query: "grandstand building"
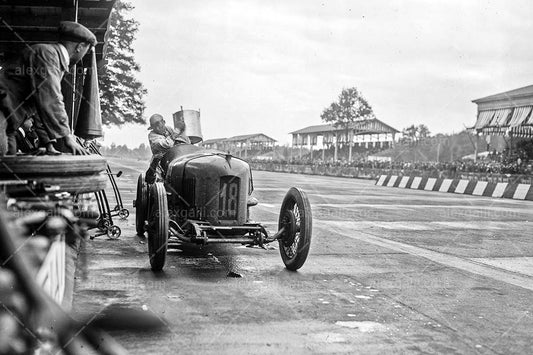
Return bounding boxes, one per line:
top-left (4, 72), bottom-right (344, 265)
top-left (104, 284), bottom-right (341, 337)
top-left (472, 84), bottom-right (533, 139)
top-left (201, 133), bottom-right (277, 158)
top-left (201, 138), bottom-right (227, 150)
top-left (290, 118), bottom-right (399, 161)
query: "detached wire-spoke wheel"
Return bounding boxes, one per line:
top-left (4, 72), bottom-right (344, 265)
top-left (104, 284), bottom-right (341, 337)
top-left (278, 187), bottom-right (312, 271)
top-left (118, 208), bottom-right (129, 220)
top-left (107, 225), bottom-right (121, 240)
top-left (147, 182), bottom-right (168, 271)
top-left (97, 217), bottom-right (111, 231)
top-left (135, 173), bottom-right (149, 235)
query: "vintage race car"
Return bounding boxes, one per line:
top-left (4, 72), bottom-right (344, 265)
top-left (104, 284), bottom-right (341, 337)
top-left (134, 144), bottom-right (312, 271)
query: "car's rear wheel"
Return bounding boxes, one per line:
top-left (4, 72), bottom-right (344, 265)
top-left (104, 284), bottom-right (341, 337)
top-left (147, 182), bottom-right (168, 271)
top-left (135, 173), bottom-right (149, 235)
top-left (278, 187), bottom-right (312, 271)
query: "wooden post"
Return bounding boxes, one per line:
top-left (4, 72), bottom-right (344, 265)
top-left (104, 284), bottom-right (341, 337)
top-left (289, 146), bottom-right (293, 161)
top-left (310, 136), bottom-right (313, 160)
top-left (334, 133), bottom-right (338, 162)
top-left (474, 133), bottom-right (478, 162)
top-left (61, 3), bottom-right (78, 130)
top-left (348, 130), bottom-right (353, 162)
top-left (299, 134), bottom-right (302, 159)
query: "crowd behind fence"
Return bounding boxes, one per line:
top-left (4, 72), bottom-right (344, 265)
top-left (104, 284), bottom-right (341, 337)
top-left (250, 155), bottom-right (533, 184)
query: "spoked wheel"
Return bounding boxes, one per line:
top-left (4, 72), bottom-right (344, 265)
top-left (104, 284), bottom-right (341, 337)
top-left (97, 217), bottom-right (111, 231)
top-left (278, 187), bottom-right (312, 271)
top-left (118, 208), bottom-right (130, 220)
top-left (135, 173), bottom-right (149, 235)
top-left (107, 225), bottom-right (121, 240)
top-left (147, 182), bottom-right (168, 271)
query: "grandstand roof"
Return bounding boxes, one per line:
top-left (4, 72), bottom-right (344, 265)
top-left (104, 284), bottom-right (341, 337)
top-left (291, 124), bottom-right (336, 134)
top-left (202, 133), bottom-right (277, 145)
top-left (471, 84), bottom-right (533, 137)
top-left (472, 85), bottom-right (533, 104)
top-left (290, 118), bottom-right (399, 135)
top-left (0, 0), bottom-right (116, 64)
top-left (224, 133), bottom-right (276, 143)
top-left (202, 138), bottom-right (226, 145)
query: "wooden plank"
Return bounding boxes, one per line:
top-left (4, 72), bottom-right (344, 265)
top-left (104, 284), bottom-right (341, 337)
top-left (0, 0), bottom-right (114, 9)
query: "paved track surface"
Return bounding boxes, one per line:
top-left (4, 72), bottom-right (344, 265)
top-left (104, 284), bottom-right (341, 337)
top-left (73, 157), bottom-right (533, 354)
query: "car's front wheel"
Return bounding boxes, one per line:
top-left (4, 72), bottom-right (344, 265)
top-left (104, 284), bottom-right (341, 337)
top-left (147, 182), bottom-right (168, 271)
top-left (278, 187), bottom-right (312, 271)
top-left (135, 173), bottom-right (149, 236)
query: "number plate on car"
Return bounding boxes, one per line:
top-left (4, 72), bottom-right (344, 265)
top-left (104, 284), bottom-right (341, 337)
top-left (219, 176), bottom-right (240, 220)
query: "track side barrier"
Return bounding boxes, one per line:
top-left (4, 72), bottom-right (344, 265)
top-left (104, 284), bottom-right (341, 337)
top-left (249, 163), bottom-right (533, 200)
top-left (375, 174), bottom-right (533, 201)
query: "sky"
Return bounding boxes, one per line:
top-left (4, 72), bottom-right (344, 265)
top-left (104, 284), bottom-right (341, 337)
top-left (104, 0), bottom-right (533, 147)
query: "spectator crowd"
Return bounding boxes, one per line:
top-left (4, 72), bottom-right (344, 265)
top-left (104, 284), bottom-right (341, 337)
top-left (252, 150), bottom-right (532, 177)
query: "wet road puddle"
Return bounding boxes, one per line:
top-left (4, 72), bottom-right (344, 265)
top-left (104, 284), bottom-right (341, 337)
top-left (227, 271), bottom-right (243, 278)
top-left (207, 253), bottom-right (220, 263)
top-left (166, 294), bottom-right (182, 302)
top-left (354, 295), bottom-right (372, 300)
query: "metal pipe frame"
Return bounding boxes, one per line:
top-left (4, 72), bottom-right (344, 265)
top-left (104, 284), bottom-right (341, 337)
top-left (168, 219), bottom-right (286, 245)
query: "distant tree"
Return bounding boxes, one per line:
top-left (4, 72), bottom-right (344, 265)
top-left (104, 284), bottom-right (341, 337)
top-left (402, 124), bottom-right (418, 143)
top-left (418, 124), bottom-right (431, 139)
top-left (100, 142), bottom-right (151, 159)
top-left (321, 87), bottom-right (374, 160)
top-left (402, 124), bottom-right (431, 143)
top-left (99, 0), bottom-right (147, 126)
top-left (321, 87), bottom-right (374, 131)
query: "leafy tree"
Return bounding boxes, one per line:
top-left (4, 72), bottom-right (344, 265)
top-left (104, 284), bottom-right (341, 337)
top-left (100, 142), bottom-right (151, 159)
top-left (320, 87), bottom-right (374, 160)
top-left (402, 124), bottom-right (418, 142)
top-left (321, 87), bottom-right (374, 130)
top-left (99, 0), bottom-right (147, 126)
top-left (417, 124), bottom-right (431, 139)
top-left (402, 124), bottom-right (431, 143)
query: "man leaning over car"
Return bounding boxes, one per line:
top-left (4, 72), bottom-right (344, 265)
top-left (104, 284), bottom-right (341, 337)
top-left (0, 21), bottom-right (94, 155)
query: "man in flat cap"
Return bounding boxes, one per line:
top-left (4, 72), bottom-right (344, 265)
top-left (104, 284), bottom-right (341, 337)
top-left (0, 21), bottom-right (96, 155)
top-left (145, 113), bottom-right (190, 183)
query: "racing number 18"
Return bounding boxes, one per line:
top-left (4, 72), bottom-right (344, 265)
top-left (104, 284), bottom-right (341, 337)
top-left (219, 177), bottom-right (239, 219)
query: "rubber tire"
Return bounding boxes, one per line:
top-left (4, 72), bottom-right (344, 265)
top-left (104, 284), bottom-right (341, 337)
top-left (6, 174), bottom-right (107, 196)
top-left (278, 187), bottom-right (312, 271)
top-left (135, 174), bottom-right (149, 235)
top-left (0, 155), bottom-right (107, 177)
top-left (107, 225), bottom-right (121, 239)
top-left (118, 208), bottom-right (129, 219)
top-left (148, 182), bottom-right (168, 271)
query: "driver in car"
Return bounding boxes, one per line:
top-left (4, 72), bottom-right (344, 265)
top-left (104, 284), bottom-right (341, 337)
top-left (145, 113), bottom-right (190, 184)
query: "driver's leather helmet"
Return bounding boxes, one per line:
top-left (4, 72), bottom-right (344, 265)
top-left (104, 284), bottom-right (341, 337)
top-left (148, 114), bottom-right (164, 130)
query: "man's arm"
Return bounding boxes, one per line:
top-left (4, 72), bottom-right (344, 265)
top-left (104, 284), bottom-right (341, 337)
top-left (149, 132), bottom-right (174, 155)
top-left (29, 46), bottom-right (85, 154)
top-left (166, 126), bottom-right (190, 144)
top-left (165, 126), bottom-right (182, 141)
top-left (29, 46), bottom-right (70, 140)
